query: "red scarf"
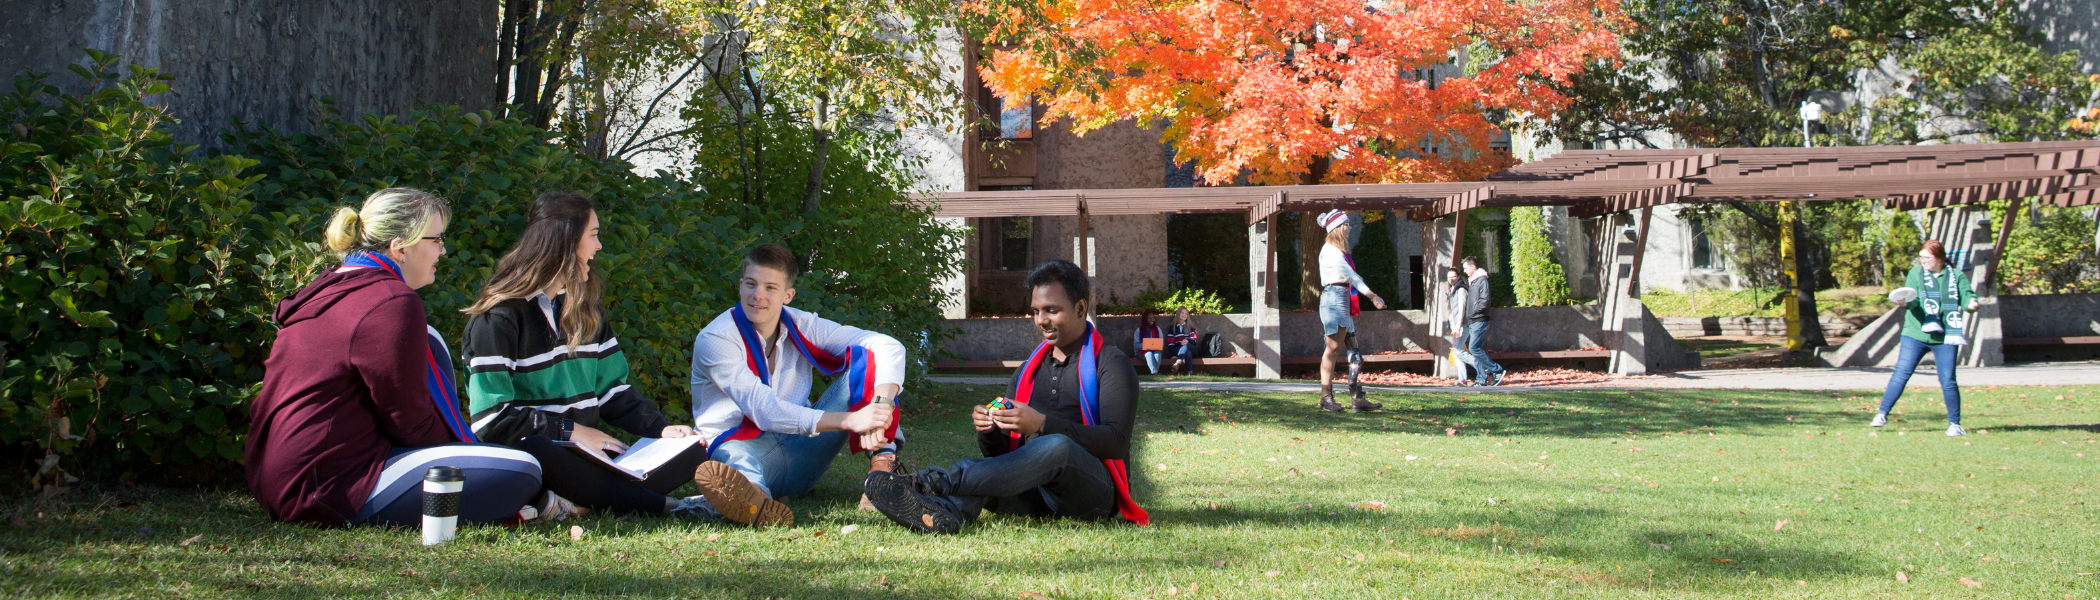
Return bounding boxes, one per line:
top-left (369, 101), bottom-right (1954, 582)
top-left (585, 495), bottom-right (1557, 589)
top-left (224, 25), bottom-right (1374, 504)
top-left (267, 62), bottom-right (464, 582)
top-left (710, 304), bottom-right (899, 454)
top-left (1011, 323), bottom-right (1150, 525)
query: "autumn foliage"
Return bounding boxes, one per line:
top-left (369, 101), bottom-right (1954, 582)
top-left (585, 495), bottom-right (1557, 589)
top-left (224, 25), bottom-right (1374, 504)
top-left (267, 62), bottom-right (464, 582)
top-left (975, 0), bottom-right (1630, 185)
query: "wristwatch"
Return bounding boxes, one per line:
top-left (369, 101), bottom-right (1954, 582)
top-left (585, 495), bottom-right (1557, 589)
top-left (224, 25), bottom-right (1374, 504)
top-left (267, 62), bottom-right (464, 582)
top-left (559, 418), bottom-right (575, 442)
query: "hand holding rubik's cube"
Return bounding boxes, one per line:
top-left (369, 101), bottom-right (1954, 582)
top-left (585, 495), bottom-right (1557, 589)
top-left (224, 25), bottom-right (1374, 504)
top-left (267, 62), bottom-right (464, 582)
top-left (984, 397), bottom-right (1016, 411)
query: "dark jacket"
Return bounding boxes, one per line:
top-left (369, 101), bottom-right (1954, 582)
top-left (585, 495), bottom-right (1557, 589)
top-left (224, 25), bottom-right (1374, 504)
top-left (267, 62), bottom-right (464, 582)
top-left (983, 344), bottom-right (1139, 460)
top-left (1463, 273), bottom-right (1492, 325)
top-left (245, 268), bottom-right (460, 527)
top-left (462, 295), bottom-right (671, 446)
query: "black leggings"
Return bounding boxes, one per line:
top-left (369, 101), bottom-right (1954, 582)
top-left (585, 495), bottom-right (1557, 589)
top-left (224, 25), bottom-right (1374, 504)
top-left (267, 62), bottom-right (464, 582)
top-left (515, 435), bottom-right (709, 515)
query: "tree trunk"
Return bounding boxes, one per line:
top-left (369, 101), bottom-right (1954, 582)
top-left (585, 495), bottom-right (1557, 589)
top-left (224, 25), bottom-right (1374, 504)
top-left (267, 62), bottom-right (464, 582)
top-left (802, 89), bottom-right (831, 215)
top-left (496, 0), bottom-right (522, 113)
top-left (1297, 154), bottom-right (1333, 308)
top-left (512, 0), bottom-right (544, 120)
top-left (1792, 219), bottom-right (1828, 348)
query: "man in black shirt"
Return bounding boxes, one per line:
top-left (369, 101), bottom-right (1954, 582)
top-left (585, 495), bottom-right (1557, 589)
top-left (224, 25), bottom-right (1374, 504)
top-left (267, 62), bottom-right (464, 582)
top-left (864, 260), bottom-right (1145, 534)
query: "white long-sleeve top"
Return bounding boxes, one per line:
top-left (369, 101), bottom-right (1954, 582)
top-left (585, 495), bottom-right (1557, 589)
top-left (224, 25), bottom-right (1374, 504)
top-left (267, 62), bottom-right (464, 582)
top-left (689, 306), bottom-right (905, 441)
top-left (1318, 244), bottom-right (1372, 293)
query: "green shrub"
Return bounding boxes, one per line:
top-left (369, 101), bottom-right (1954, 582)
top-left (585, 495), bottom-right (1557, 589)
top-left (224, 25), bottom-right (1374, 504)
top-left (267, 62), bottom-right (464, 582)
top-left (1510, 206), bottom-right (1574, 306)
top-left (1882, 209), bottom-right (1922, 287)
top-left (0, 53), bottom-right (278, 487)
top-left (1825, 201), bottom-right (1874, 287)
top-left (225, 104), bottom-right (757, 416)
top-left (2000, 203), bottom-right (2099, 294)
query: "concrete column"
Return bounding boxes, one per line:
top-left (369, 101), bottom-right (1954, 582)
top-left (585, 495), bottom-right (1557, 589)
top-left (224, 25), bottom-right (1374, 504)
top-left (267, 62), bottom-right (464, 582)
top-left (1249, 216), bottom-right (1282, 379)
top-left (1426, 215), bottom-right (1464, 380)
top-left (1964, 199), bottom-right (2020, 367)
top-left (1605, 212), bottom-right (1653, 376)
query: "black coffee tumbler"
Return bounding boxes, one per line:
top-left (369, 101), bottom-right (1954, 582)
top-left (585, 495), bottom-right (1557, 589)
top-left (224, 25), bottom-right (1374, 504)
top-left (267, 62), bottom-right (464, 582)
top-left (422, 466), bottom-right (465, 546)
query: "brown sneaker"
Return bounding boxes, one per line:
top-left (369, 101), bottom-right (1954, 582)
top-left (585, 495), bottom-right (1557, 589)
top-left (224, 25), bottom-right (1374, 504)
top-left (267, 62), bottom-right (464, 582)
top-left (693, 461), bottom-right (793, 527)
top-left (858, 452), bottom-right (900, 512)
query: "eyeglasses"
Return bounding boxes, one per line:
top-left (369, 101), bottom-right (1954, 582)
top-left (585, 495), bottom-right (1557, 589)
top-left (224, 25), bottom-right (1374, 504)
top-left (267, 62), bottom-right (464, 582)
top-left (420, 235), bottom-right (444, 247)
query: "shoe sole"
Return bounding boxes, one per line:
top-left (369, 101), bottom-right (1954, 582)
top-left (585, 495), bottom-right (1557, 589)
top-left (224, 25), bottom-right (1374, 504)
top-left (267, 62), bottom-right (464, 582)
top-left (693, 462), bottom-right (794, 527)
top-left (863, 471), bottom-right (962, 534)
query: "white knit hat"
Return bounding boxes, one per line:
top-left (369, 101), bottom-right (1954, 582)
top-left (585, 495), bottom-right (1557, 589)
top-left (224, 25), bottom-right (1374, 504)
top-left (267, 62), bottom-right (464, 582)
top-left (1316, 209), bottom-right (1350, 232)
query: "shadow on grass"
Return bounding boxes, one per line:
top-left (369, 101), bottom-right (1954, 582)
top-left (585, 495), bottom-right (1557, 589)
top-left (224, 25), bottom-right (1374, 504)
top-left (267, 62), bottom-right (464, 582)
top-left (1985, 423), bottom-right (2100, 433)
top-left (1126, 387), bottom-right (1860, 442)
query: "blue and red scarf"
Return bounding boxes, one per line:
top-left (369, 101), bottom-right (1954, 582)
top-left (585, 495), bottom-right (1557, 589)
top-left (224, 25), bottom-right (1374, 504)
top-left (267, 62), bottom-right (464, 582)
top-left (344, 250), bottom-right (476, 443)
top-left (712, 304), bottom-right (897, 454)
top-left (1010, 323), bottom-right (1151, 526)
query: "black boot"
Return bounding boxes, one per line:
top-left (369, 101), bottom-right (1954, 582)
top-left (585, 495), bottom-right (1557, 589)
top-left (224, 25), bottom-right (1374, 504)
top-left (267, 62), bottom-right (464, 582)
top-left (863, 470), bottom-right (966, 534)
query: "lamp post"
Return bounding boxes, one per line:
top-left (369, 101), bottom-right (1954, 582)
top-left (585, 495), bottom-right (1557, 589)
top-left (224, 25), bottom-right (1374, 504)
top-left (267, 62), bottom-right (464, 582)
top-left (1780, 100), bottom-right (1824, 354)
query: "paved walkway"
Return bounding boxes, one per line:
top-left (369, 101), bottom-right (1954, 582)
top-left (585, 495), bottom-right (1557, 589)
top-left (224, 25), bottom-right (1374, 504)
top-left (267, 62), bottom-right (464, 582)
top-left (929, 360), bottom-right (2100, 394)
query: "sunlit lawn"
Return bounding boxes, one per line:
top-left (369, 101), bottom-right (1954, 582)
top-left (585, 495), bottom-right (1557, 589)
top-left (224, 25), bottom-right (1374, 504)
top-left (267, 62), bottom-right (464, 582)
top-left (4, 383), bottom-right (2097, 598)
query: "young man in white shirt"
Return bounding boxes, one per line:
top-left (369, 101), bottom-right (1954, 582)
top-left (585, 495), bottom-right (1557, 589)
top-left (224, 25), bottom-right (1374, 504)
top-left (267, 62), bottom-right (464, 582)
top-left (685, 244), bottom-right (901, 526)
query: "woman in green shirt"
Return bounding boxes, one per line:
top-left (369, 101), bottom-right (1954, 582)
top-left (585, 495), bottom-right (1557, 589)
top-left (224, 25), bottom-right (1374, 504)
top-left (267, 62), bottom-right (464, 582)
top-left (1873, 240), bottom-right (1979, 436)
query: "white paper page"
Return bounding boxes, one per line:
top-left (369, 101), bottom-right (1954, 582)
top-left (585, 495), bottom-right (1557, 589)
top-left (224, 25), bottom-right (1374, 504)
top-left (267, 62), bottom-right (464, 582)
top-left (612, 436), bottom-right (705, 476)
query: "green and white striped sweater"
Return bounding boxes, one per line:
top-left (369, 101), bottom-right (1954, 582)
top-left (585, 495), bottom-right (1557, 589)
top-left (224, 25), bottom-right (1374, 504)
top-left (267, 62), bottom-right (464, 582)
top-left (461, 293), bottom-right (671, 446)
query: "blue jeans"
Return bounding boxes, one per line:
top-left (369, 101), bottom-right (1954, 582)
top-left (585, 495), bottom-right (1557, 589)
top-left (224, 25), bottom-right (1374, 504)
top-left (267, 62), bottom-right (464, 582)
top-left (917, 433), bottom-right (1118, 522)
top-left (1879, 336), bottom-right (1962, 424)
top-left (1142, 343), bottom-right (1195, 375)
top-left (1463, 321), bottom-right (1502, 384)
top-left (709, 378), bottom-right (882, 499)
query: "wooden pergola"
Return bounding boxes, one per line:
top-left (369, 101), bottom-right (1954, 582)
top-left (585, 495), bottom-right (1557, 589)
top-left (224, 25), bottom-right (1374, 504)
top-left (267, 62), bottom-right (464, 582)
top-left (926, 141), bottom-right (2100, 378)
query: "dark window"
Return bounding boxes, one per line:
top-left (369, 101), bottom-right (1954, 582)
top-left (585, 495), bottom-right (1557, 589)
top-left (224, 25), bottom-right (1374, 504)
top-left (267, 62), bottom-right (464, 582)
top-left (999, 216), bottom-right (1033, 271)
top-left (1690, 219), bottom-right (1713, 269)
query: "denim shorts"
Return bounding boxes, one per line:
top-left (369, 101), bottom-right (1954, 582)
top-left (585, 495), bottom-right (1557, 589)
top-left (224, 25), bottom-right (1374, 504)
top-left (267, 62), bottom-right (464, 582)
top-left (1318, 286), bottom-right (1353, 336)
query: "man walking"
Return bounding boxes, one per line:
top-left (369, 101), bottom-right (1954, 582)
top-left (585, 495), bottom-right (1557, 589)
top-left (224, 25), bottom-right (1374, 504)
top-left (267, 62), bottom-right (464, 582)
top-left (1460, 257), bottom-right (1505, 386)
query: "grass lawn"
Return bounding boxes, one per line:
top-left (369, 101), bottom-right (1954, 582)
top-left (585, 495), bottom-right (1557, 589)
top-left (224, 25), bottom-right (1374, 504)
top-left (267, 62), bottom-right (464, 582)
top-left (1676, 338), bottom-right (1785, 361)
top-left (5, 383), bottom-right (2098, 598)
top-left (1645, 286), bottom-right (1893, 320)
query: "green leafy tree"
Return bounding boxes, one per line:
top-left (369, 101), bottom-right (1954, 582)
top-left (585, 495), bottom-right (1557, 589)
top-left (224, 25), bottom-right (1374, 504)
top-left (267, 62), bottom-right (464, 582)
top-left (2000, 204), bottom-right (2100, 294)
top-left (1882, 209), bottom-right (1923, 288)
top-left (1510, 207), bottom-right (1574, 306)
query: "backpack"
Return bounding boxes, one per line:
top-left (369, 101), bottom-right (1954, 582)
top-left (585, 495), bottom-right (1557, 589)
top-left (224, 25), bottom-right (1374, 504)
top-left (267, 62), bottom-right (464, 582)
top-left (1202, 332), bottom-right (1224, 358)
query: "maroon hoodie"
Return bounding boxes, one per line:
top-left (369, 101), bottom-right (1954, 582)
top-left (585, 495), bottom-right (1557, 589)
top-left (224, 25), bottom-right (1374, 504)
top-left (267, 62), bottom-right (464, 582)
top-left (245, 267), bottom-right (458, 527)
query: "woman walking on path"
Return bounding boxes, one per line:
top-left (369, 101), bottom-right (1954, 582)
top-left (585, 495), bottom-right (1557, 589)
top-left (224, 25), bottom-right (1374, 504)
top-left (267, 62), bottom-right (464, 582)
top-left (1313, 210), bottom-right (1386, 412)
top-left (1873, 240), bottom-right (1978, 436)
top-left (246, 188), bottom-right (541, 528)
top-left (1444, 269), bottom-right (1477, 384)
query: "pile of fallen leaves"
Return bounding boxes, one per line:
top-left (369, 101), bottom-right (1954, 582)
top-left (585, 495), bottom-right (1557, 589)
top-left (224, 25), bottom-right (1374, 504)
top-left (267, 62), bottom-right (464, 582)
top-left (1293, 367), bottom-right (1617, 387)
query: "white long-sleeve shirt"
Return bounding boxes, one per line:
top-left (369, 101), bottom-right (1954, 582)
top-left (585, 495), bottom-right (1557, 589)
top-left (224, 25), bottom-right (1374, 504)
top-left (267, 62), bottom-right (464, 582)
top-left (1318, 244), bottom-right (1372, 292)
top-left (689, 306), bottom-right (905, 441)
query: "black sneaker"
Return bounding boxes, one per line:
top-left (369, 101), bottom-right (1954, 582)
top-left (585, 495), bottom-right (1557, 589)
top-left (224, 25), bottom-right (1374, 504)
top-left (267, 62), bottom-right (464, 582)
top-left (863, 471), bottom-right (965, 534)
top-left (1489, 370), bottom-right (1506, 386)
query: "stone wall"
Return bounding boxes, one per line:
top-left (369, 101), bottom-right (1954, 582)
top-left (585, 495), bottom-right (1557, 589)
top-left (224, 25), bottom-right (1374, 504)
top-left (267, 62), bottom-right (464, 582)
top-left (2002, 293), bottom-right (2100, 338)
top-left (1, 0), bottom-right (500, 149)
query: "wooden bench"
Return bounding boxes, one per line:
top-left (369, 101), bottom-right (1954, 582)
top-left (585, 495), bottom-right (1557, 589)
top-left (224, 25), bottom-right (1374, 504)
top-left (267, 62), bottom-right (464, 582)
top-left (2005, 336), bottom-right (2100, 346)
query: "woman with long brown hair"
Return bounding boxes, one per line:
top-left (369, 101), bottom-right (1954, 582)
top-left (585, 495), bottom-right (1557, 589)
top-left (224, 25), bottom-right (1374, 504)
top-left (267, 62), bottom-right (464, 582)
top-left (462, 192), bottom-right (725, 519)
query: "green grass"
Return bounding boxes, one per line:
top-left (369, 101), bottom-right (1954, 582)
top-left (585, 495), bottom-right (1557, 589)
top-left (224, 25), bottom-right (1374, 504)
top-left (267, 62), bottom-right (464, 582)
top-left (1645, 286), bottom-right (1893, 319)
top-left (6, 383), bottom-right (2099, 598)
top-left (1677, 338), bottom-right (1784, 360)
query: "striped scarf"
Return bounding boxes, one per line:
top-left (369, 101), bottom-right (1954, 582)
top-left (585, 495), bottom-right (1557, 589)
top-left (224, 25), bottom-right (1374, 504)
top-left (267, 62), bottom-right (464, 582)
top-left (711, 304), bottom-right (897, 454)
top-left (344, 250), bottom-right (476, 442)
top-left (1010, 323), bottom-right (1151, 526)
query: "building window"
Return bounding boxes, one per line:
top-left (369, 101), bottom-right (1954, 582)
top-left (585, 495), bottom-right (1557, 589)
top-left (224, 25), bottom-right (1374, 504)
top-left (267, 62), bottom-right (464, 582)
top-left (1690, 219), bottom-right (1713, 269)
top-left (999, 216), bottom-right (1033, 271)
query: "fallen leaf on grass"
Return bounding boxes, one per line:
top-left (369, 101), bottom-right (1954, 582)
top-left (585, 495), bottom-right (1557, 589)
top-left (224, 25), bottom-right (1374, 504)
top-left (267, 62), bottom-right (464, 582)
top-left (1774, 519), bottom-right (1789, 532)
top-left (570, 525), bottom-right (585, 541)
top-left (1648, 543), bottom-right (1670, 550)
top-left (1347, 500), bottom-right (1387, 510)
top-left (1896, 571), bottom-right (1909, 583)
top-left (179, 534), bottom-right (204, 547)
top-left (397, 569), bottom-right (420, 578)
top-left (705, 533), bottom-right (723, 542)
top-left (1213, 560), bottom-right (1228, 568)
top-left (1958, 577), bottom-right (1982, 588)
top-left (1018, 593), bottom-right (1054, 600)
top-left (1264, 571), bottom-right (1281, 577)
top-left (1168, 586), bottom-right (1179, 596)
top-left (1446, 428), bottom-right (1458, 436)
top-left (840, 525), bottom-right (860, 534)
top-left (1711, 558), bottom-right (1734, 564)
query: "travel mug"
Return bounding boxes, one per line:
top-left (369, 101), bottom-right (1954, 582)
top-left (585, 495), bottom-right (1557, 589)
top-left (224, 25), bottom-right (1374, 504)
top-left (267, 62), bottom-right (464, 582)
top-left (421, 466), bottom-right (465, 546)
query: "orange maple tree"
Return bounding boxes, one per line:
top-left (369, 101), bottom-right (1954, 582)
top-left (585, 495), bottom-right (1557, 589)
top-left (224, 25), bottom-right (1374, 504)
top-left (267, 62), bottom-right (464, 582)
top-left (975, 0), bottom-right (1630, 185)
